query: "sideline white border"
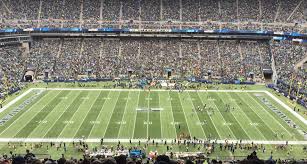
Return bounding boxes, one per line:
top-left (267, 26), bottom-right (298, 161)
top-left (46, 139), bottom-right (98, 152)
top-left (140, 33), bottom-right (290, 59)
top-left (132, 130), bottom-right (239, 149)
top-left (0, 88), bottom-right (305, 143)
top-left (0, 88), bottom-right (34, 113)
top-left (0, 138), bottom-right (306, 145)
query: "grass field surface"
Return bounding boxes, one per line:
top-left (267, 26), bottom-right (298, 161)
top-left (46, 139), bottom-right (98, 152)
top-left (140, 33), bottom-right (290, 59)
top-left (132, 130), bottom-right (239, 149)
top-left (0, 88), bottom-right (306, 143)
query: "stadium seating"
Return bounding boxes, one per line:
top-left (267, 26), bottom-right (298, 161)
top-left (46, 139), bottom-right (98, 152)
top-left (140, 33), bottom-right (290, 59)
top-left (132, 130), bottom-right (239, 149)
top-left (0, 0), bottom-right (306, 162)
top-left (0, 0), bottom-right (306, 32)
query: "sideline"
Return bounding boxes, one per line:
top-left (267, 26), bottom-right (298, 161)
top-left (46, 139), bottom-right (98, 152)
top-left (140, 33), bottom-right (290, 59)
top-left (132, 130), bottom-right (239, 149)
top-left (0, 138), bottom-right (306, 145)
top-left (0, 88), bottom-right (34, 113)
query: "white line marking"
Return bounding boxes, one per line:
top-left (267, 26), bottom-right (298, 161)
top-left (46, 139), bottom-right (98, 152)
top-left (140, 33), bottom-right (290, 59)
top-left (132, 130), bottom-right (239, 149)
top-left (264, 91), bottom-right (307, 125)
top-left (102, 92), bottom-right (121, 137)
top-left (146, 92), bottom-right (150, 139)
top-left (215, 92), bottom-right (252, 140)
top-left (197, 92), bottom-right (230, 139)
top-left (72, 92), bottom-right (102, 138)
top-left (185, 92), bottom-right (207, 138)
top-left (131, 91), bottom-right (140, 138)
top-left (34, 88), bottom-right (268, 92)
top-left (57, 92), bottom-right (91, 137)
top-left (224, 92), bottom-right (266, 140)
top-left (245, 93), bottom-right (294, 138)
top-left (177, 93), bottom-right (192, 137)
top-left (40, 91), bottom-right (80, 138)
top-left (0, 91), bottom-right (58, 137)
top-left (1, 138), bottom-right (306, 145)
top-left (158, 92), bottom-right (163, 140)
top-left (0, 88), bottom-right (34, 113)
top-left (88, 91), bottom-right (110, 138)
top-left (167, 91), bottom-right (179, 138)
top-left (117, 92), bottom-right (130, 138)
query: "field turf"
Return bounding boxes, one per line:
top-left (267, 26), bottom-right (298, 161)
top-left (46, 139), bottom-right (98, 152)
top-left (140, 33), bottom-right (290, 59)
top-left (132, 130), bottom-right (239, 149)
top-left (0, 88), bottom-right (306, 142)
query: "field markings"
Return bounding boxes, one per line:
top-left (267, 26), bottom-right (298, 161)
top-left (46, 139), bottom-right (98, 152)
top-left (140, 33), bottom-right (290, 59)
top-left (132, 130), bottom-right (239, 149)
top-left (75, 91), bottom-right (110, 138)
top-left (197, 92), bottom-right (235, 138)
top-left (37, 88), bottom-right (268, 93)
top-left (133, 92), bottom-right (148, 138)
top-left (148, 92), bottom-right (162, 139)
top-left (1, 138), bottom-right (306, 145)
top-left (87, 91), bottom-right (111, 138)
top-left (168, 92), bottom-right (185, 138)
top-left (89, 92), bottom-right (120, 138)
top-left (223, 92), bottom-right (266, 140)
top-left (15, 91), bottom-right (72, 138)
top-left (146, 92), bottom-right (150, 139)
top-left (45, 91), bottom-right (90, 138)
top-left (212, 93), bottom-right (251, 140)
top-left (116, 91), bottom-right (139, 138)
top-left (245, 93), bottom-right (295, 139)
top-left (0, 91), bottom-right (45, 133)
top-left (30, 87), bottom-right (307, 125)
top-left (160, 91), bottom-right (176, 139)
top-left (234, 93), bottom-right (281, 140)
top-left (29, 91), bottom-right (79, 138)
top-left (117, 92), bottom-right (131, 138)
top-left (176, 92), bottom-right (192, 137)
top-left (71, 91), bottom-right (102, 138)
top-left (131, 91), bottom-right (140, 139)
top-left (0, 88), bottom-right (35, 114)
top-left (58, 92), bottom-right (98, 138)
top-left (2, 88), bottom-right (306, 142)
top-left (0, 91), bottom-right (58, 138)
top-left (102, 92), bottom-right (121, 138)
top-left (197, 92), bottom-right (232, 139)
top-left (104, 92), bottom-right (130, 138)
top-left (158, 92), bottom-right (163, 139)
top-left (264, 91), bottom-right (306, 125)
top-left (39, 91), bottom-right (82, 138)
top-left (183, 92), bottom-right (207, 139)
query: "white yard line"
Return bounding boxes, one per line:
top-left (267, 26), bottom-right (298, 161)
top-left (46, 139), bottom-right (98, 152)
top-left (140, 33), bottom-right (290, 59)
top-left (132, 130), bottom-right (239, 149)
top-left (238, 92), bottom-right (288, 140)
top-left (246, 93), bottom-right (294, 138)
top-left (167, 91), bottom-right (179, 137)
top-left (224, 92), bottom-right (266, 140)
top-left (0, 88), bottom-right (35, 113)
top-left (102, 92), bottom-right (121, 137)
top-left (0, 91), bottom-right (59, 137)
top-left (146, 92), bottom-right (150, 139)
top-left (216, 93), bottom-right (253, 140)
top-left (3, 88), bottom-right (305, 143)
top-left (88, 91), bottom-right (111, 138)
top-left (57, 92), bottom-right (92, 137)
top-left (1, 138), bottom-right (306, 145)
top-left (40, 91), bottom-right (79, 138)
top-left (264, 91), bottom-right (307, 125)
top-left (197, 92), bottom-right (231, 139)
top-left (158, 92), bottom-right (163, 139)
top-left (35, 88), bottom-right (268, 92)
top-left (117, 91), bottom-right (130, 138)
top-left (185, 92), bottom-right (207, 138)
top-left (131, 91), bottom-right (140, 139)
top-left (166, 91), bottom-right (177, 139)
top-left (71, 92), bottom-right (102, 138)
top-left (177, 92), bottom-right (192, 138)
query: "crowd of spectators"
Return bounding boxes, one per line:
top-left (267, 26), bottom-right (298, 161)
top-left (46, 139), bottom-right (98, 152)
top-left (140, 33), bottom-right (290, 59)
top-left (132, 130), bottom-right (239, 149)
top-left (0, 37), bottom-right (304, 97)
top-left (0, 45), bottom-right (25, 94)
top-left (0, 0), bottom-right (306, 32)
top-left (21, 38), bottom-right (279, 82)
top-left (0, 139), bottom-right (305, 164)
top-left (271, 40), bottom-right (306, 107)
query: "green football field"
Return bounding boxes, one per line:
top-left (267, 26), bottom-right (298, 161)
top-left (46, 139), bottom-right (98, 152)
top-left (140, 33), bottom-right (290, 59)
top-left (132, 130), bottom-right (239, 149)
top-left (0, 88), bottom-right (306, 143)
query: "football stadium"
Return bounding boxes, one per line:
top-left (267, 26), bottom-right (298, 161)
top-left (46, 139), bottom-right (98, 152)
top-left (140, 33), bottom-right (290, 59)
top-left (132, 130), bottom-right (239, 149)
top-left (0, 0), bottom-right (307, 163)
